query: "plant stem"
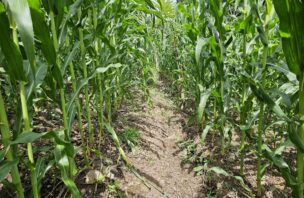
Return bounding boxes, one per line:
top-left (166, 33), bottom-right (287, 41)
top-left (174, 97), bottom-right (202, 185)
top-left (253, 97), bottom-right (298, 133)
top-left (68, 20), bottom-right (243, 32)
top-left (92, 7), bottom-right (104, 146)
top-left (10, 15), bottom-right (38, 198)
top-left (0, 89), bottom-right (25, 198)
top-left (257, 102), bottom-right (264, 197)
top-left (50, 9), bottom-right (75, 178)
top-left (69, 62), bottom-right (85, 142)
top-left (20, 81), bottom-right (39, 198)
top-left (297, 75), bottom-right (304, 198)
top-left (240, 90), bottom-right (247, 175)
top-left (78, 9), bottom-right (93, 146)
top-left (220, 77), bottom-right (225, 155)
top-left (240, 0), bottom-right (248, 176)
top-left (257, 24), bottom-right (269, 197)
top-left (59, 89), bottom-right (68, 138)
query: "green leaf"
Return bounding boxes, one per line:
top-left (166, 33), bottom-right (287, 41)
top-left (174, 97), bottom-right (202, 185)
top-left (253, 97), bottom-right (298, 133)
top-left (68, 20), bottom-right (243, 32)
top-left (267, 63), bottom-right (297, 84)
top-left (262, 144), bottom-right (297, 187)
top-left (197, 85), bottom-right (211, 124)
top-left (257, 25), bottom-right (268, 46)
top-left (0, 147), bottom-right (9, 163)
top-left (193, 166), bottom-right (204, 172)
top-left (105, 123), bottom-right (121, 148)
top-left (279, 31), bottom-right (291, 38)
top-left (105, 123), bottom-right (129, 165)
top-left (52, 63), bottom-right (64, 88)
top-left (195, 38), bottom-right (209, 65)
top-left (67, 63), bottom-right (123, 113)
top-left (137, 7), bottom-right (163, 20)
top-left (34, 63), bottom-right (48, 87)
top-left (28, 0), bottom-right (57, 67)
top-left (208, 166), bottom-right (252, 194)
top-left (96, 63), bottom-right (123, 73)
top-left (244, 75), bottom-right (289, 121)
top-left (11, 130), bottom-right (74, 157)
top-left (273, 1), bottom-right (304, 75)
top-left (62, 41), bottom-right (80, 74)
top-left (4, 0), bottom-right (36, 72)
top-left (36, 158), bottom-right (55, 185)
top-left (54, 144), bottom-right (80, 198)
top-left (26, 62), bottom-right (48, 99)
top-left (66, 79), bottom-right (93, 115)
top-left (11, 132), bottom-right (46, 145)
top-left (144, 0), bottom-right (156, 9)
top-left (58, 0), bottom-right (84, 46)
top-left (200, 125), bottom-right (212, 145)
top-left (67, 104), bottom-right (77, 135)
top-left (208, 166), bottom-right (229, 177)
top-left (288, 124), bottom-right (304, 153)
top-left (0, 10), bottom-right (26, 81)
top-left (0, 160), bottom-right (18, 182)
top-left (234, 176), bottom-right (252, 193)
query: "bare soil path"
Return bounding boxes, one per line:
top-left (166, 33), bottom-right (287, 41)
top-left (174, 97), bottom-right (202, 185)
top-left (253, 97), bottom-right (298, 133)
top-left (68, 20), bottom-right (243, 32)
top-left (118, 84), bottom-right (202, 198)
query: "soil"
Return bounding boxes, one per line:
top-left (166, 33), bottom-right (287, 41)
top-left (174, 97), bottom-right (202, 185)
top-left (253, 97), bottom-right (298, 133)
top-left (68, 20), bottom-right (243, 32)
top-left (115, 83), bottom-right (203, 198)
top-left (113, 80), bottom-right (291, 198)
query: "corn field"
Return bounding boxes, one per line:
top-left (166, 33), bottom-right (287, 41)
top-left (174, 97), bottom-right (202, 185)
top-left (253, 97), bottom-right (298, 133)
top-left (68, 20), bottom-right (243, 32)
top-left (0, 0), bottom-right (304, 197)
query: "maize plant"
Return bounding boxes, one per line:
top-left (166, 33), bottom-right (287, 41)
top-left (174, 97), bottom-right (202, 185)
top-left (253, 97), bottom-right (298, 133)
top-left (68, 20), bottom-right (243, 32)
top-left (0, 0), bottom-right (162, 197)
top-left (273, 1), bottom-right (304, 197)
top-left (157, 0), bottom-right (302, 197)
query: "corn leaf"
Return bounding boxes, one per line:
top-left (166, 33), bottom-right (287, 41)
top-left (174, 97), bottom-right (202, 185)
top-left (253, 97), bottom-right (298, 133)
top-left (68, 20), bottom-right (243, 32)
top-left (273, 1), bottom-right (304, 75)
top-left (0, 160), bottom-right (19, 182)
top-left (3, 0), bottom-right (36, 72)
top-left (0, 9), bottom-right (26, 81)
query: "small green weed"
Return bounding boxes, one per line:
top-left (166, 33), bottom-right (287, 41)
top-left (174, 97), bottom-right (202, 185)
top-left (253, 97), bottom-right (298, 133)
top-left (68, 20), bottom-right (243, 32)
top-left (108, 180), bottom-right (123, 198)
top-left (119, 128), bottom-right (140, 152)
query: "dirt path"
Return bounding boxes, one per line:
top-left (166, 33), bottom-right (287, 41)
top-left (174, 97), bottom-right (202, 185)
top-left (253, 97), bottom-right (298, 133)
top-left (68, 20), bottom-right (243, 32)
top-left (119, 84), bottom-right (202, 198)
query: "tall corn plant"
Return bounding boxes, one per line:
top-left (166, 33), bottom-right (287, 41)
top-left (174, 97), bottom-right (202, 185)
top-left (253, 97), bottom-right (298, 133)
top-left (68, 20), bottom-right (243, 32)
top-left (255, 1), bottom-right (274, 196)
top-left (189, 0), bottom-right (229, 155)
top-left (0, 1), bottom-right (39, 197)
top-left (160, 0), bottom-right (291, 196)
top-left (0, 88), bottom-right (24, 198)
top-left (274, 1), bottom-right (304, 197)
top-left (2, 0), bottom-right (83, 196)
top-left (239, 0), bottom-right (253, 176)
